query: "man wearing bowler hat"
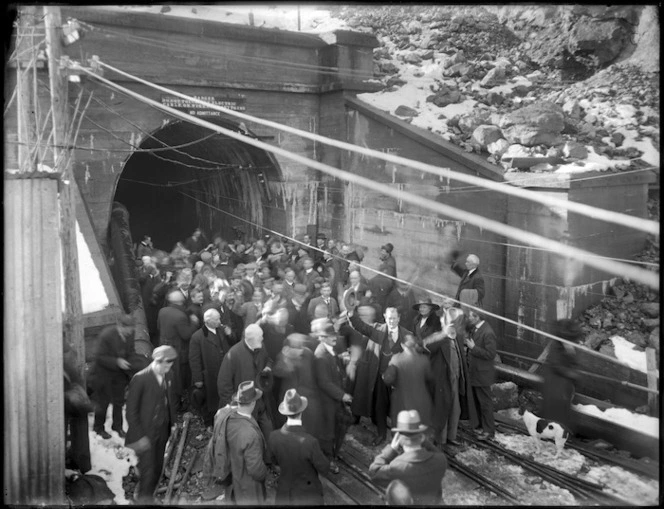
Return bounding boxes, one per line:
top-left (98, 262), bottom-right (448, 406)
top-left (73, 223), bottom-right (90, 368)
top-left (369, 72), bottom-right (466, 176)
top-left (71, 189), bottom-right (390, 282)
top-left (224, 381), bottom-right (269, 504)
top-left (268, 389), bottom-right (330, 505)
top-left (125, 345), bottom-right (178, 504)
top-left (369, 409), bottom-right (447, 505)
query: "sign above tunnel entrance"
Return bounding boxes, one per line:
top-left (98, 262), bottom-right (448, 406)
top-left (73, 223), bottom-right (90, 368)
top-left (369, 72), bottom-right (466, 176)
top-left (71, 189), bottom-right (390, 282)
top-left (160, 94), bottom-right (247, 116)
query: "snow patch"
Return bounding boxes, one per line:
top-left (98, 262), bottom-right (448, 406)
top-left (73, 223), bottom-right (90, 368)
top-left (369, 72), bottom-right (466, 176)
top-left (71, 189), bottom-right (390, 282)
top-left (610, 335), bottom-right (648, 372)
top-left (555, 146), bottom-right (631, 173)
top-left (76, 221), bottom-right (110, 313)
top-left (573, 403), bottom-right (659, 438)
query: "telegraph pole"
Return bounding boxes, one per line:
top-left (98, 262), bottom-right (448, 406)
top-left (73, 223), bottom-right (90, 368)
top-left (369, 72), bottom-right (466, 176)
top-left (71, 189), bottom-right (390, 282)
top-left (44, 5), bottom-right (86, 381)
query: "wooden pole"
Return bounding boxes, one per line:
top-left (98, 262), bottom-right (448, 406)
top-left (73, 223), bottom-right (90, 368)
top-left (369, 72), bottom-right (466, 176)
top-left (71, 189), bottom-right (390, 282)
top-left (44, 5), bottom-right (86, 382)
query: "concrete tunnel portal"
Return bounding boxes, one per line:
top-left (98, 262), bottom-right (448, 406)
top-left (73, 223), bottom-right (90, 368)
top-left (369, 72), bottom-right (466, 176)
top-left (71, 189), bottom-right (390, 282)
top-left (113, 118), bottom-right (285, 252)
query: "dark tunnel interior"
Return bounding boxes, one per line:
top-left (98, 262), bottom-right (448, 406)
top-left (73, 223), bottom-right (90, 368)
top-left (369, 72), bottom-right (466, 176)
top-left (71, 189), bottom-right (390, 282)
top-left (113, 118), bottom-right (283, 252)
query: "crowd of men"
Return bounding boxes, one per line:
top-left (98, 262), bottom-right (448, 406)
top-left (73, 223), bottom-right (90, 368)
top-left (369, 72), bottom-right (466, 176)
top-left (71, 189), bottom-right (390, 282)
top-left (90, 227), bottom-right (499, 504)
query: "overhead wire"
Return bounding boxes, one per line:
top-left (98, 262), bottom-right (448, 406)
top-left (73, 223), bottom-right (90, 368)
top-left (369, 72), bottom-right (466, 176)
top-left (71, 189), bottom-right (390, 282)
top-left (179, 188), bottom-right (656, 381)
top-left (96, 59), bottom-right (660, 236)
top-left (70, 60), bottom-right (659, 290)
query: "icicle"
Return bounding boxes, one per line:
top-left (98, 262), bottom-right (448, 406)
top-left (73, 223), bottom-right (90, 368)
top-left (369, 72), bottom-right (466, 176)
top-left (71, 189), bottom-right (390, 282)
top-left (84, 164), bottom-right (90, 184)
top-left (89, 134), bottom-right (94, 149)
top-left (380, 210), bottom-right (384, 232)
top-left (392, 166), bottom-right (397, 184)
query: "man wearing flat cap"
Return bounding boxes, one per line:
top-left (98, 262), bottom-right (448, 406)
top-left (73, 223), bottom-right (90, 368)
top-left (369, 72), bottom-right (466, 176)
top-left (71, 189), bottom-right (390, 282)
top-left (225, 381), bottom-right (269, 504)
top-left (125, 345), bottom-right (178, 503)
top-left (268, 389), bottom-right (330, 505)
top-left (369, 409), bottom-right (447, 505)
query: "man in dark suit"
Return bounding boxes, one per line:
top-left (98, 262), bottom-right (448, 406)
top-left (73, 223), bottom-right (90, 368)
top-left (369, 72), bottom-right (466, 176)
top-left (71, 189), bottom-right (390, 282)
top-left (348, 306), bottom-right (410, 446)
top-left (313, 320), bottom-right (353, 473)
top-left (125, 345), bottom-right (178, 504)
top-left (268, 389), bottom-right (330, 505)
top-left (190, 309), bottom-right (233, 429)
top-left (451, 253), bottom-right (485, 307)
top-left (158, 290), bottom-right (200, 411)
top-left (465, 309), bottom-right (497, 440)
top-left (298, 256), bottom-right (322, 298)
top-left (307, 281), bottom-right (339, 321)
top-left (369, 409), bottom-right (447, 505)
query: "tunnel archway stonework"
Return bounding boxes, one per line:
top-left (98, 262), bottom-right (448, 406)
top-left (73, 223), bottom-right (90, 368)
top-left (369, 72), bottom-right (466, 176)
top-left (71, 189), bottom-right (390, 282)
top-left (112, 118), bottom-right (286, 252)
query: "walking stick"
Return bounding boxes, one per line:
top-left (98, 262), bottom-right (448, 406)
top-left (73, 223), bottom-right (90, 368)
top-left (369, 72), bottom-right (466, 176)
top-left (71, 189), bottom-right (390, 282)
top-left (152, 423), bottom-right (181, 498)
top-left (165, 412), bottom-right (192, 502)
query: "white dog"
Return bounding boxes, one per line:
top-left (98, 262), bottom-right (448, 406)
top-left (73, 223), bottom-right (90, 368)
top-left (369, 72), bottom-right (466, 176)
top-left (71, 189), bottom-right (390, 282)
top-left (519, 407), bottom-right (570, 458)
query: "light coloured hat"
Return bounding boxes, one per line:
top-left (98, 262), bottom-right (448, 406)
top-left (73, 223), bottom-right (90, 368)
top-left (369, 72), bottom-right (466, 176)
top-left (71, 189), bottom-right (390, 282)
top-left (391, 409), bottom-right (427, 434)
top-left (278, 389), bottom-right (308, 416)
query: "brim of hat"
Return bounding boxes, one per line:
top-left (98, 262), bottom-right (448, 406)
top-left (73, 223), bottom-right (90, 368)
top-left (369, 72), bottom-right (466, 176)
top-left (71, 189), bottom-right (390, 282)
top-left (238, 388), bottom-right (263, 404)
top-left (391, 424), bottom-right (428, 434)
top-left (412, 302), bottom-right (440, 310)
top-left (278, 397), bottom-right (308, 416)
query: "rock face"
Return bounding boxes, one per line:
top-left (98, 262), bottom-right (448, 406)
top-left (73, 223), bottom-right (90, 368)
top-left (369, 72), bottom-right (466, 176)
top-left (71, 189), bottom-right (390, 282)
top-left (499, 101), bottom-right (565, 146)
top-left (472, 125), bottom-right (503, 147)
top-left (568, 18), bottom-right (630, 65)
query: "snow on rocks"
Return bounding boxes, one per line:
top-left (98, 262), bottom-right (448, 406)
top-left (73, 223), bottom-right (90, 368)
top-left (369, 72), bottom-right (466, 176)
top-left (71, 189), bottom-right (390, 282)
top-left (499, 101), bottom-right (565, 147)
top-left (610, 335), bottom-right (649, 372)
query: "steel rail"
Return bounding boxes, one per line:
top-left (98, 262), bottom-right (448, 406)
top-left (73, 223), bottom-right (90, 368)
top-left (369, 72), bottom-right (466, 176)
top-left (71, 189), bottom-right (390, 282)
top-left (494, 417), bottom-right (660, 480)
top-left (458, 428), bottom-right (636, 506)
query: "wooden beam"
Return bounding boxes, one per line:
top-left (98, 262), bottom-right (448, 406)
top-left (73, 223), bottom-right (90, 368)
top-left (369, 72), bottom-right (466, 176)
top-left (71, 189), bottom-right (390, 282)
top-left (528, 340), bottom-right (553, 374)
top-left (646, 348), bottom-right (659, 416)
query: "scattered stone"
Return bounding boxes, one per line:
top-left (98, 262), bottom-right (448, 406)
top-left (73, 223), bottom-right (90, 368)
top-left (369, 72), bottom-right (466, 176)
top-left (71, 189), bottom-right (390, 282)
top-left (640, 303), bottom-right (660, 318)
top-left (624, 331), bottom-right (648, 349)
top-left (491, 381), bottom-right (519, 410)
top-left (487, 138), bottom-right (510, 157)
top-left (472, 125), bottom-right (504, 147)
top-left (584, 330), bottom-right (608, 350)
top-left (394, 105), bottom-right (418, 117)
top-left (611, 132), bottom-right (626, 146)
top-left (562, 100), bottom-right (582, 119)
top-left (641, 318), bottom-right (659, 331)
top-left (386, 76), bottom-right (407, 87)
top-left (403, 52), bottom-right (422, 65)
top-left (563, 141), bottom-right (589, 159)
top-left (480, 66), bottom-right (507, 87)
top-left (485, 91), bottom-right (505, 106)
top-left (458, 110), bottom-right (492, 134)
top-left (598, 342), bottom-right (616, 358)
top-left (443, 62), bottom-right (474, 77)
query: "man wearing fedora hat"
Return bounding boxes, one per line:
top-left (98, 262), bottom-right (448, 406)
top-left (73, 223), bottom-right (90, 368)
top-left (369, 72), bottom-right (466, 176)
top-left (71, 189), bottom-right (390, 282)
top-left (223, 381), bottom-right (269, 504)
top-left (369, 410), bottom-right (447, 505)
top-left (268, 389), bottom-right (330, 505)
top-left (411, 297), bottom-right (442, 344)
top-left (313, 320), bottom-right (353, 473)
top-left (125, 345), bottom-right (178, 503)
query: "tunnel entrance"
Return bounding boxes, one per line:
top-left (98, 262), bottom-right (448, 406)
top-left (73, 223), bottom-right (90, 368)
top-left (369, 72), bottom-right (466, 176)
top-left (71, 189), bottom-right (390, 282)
top-left (113, 118), bottom-right (285, 252)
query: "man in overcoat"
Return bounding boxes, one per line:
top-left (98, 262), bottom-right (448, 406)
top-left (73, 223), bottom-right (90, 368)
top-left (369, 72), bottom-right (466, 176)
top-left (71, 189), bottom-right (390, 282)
top-left (465, 309), bottom-right (497, 440)
top-left (268, 389), bottom-right (330, 505)
top-left (157, 290), bottom-right (200, 411)
top-left (348, 306), bottom-right (410, 446)
top-left (451, 252), bottom-right (485, 307)
top-left (189, 308), bottom-right (233, 428)
top-left (224, 381), bottom-right (269, 504)
top-left (369, 409), bottom-right (447, 505)
top-left (90, 314), bottom-right (136, 439)
top-left (307, 281), bottom-right (339, 321)
top-left (313, 321), bottom-right (353, 473)
top-left (125, 345), bottom-right (178, 504)
top-left (217, 323), bottom-right (275, 442)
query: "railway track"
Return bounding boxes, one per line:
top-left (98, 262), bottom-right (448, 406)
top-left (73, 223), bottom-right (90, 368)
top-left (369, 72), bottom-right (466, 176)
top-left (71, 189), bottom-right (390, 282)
top-left (457, 426), bottom-right (636, 506)
top-left (494, 415), bottom-right (660, 480)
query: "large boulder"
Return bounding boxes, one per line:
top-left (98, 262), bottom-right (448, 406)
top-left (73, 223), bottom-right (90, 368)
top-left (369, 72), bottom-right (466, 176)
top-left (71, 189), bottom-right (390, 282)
top-left (394, 105), bottom-right (418, 118)
top-left (427, 85), bottom-right (462, 107)
top-left (480, 65), bottom-right (507, 87)
top-left (487, 138), bottom-right (510, 157)
top-left (568, 18), bottom-right (630, 65)
top-left (499, 101), bottom-right (565, 147)
top-left (458, 109), bottom-right (492, 135)
top-left (640, 303), bottom-right (660, 318)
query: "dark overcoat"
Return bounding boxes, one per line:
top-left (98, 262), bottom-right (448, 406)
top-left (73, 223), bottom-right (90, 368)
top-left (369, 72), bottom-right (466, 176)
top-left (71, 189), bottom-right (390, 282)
top-left (348, 313), bottom-right (409, 417)
top-left (467, 321), bottom-right (497, 387)
top-left (382, 350), bottom-right (434, 427)
top-left (90, 325), bottom-right (136, 390)
top-left (125, 366), bottom-right (176, 446)
top-left (313, 343), bottom-right (346, 442)
top-left (369, 442), bottom-right (448, 505)
top-left (217, 340), bottom-right (273, 408)
top-left (411, 312), bottom-right (442, 343)
top-left (452, 262), bottom-right (485, 306)
top-left (542, 341), bottom-right (579, 429)
top-left (189, 326), bottom-right (232, 413)
top-left (157, 304), bottom-right (198, 364)
top-left (268, 424), bottom-right (329, 505)
top-left (225, 412), bottom-right (268, 504)
top-left (272, 346), bottom-right (322, 436)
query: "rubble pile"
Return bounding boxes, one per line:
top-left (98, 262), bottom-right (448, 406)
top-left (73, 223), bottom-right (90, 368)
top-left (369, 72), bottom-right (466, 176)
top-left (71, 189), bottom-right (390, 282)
top-left (334, 5), bottom-right (660, 175)
top-left (578, 197), bottom-right (660, 362)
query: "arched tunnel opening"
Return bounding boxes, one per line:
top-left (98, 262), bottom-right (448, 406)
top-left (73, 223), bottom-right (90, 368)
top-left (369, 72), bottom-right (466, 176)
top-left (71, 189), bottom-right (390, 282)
top-left (113, 118), bottom-right (285, 252)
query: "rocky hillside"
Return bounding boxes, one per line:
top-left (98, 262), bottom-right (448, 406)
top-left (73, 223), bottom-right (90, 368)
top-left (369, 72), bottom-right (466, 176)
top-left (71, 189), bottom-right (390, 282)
top-left (332, 5), bottom-right (660, 175)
